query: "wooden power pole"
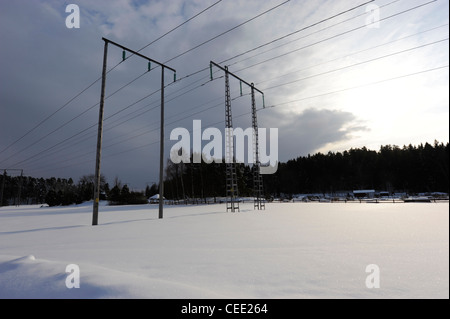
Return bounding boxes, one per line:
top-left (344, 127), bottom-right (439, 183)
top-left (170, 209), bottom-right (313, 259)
top-left (93, 38), bottom-right (176, 225)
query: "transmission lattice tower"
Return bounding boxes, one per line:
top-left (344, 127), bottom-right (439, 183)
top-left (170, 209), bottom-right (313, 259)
top-left (210, 61), bottom-right (265, 212)
top-left (224, 67), bottom-right (239, 212)
top-left (251, 84), bottom-right (265, 210)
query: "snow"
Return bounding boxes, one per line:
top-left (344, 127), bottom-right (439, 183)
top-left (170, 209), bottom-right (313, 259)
top-left (0, 201), bottom-right (448, 299)
top-left (148, 194), bottom-right (165, 200)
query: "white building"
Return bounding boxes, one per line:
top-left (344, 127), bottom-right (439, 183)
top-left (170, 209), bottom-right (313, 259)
top-left (148, 194), bottom-right (166, 204)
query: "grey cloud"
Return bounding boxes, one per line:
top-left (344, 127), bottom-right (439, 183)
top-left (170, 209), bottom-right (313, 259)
top-left (260, 108), bottom-right (369, 160)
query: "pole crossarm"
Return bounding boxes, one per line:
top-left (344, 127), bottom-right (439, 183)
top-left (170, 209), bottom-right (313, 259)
top-left (103, 38), bottom-right (176, 74)
top-left (210, 61), bottom-right (264, 98)
top-left (93, 38), bottom-right (176, 225)
top-left (209, 61), bottom-right (266, 212)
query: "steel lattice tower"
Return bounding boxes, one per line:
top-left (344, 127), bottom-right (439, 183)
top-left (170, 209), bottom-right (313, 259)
top-left (210, 61), bottom-right (264, 212)
top-left (251, 84), bottom-right (265, 210)
top-left (224, 67), bottom-right (239, 212)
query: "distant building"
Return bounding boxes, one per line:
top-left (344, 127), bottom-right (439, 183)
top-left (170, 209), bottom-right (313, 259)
top-left (378, 191), bottom-right (390, 198)
top-left (353, 190), bottom-right (375, 199)
top-left (148, 194), bottom-right (166, 204)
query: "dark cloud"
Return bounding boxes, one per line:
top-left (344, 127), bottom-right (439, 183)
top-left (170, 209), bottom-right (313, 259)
top-left (260, 107), bottom-right (369, 160)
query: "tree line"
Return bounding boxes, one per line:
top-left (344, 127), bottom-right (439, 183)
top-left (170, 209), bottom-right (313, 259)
top-left (163, 141), bottom-right (449, 200)
top-left (263, 141), bottom-right (449, 196)
top-left (0, 174), bottom-right (156, 207)
top-left (0, 141), bottom-right (448, 206)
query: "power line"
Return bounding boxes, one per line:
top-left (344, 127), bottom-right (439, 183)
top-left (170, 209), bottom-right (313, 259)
top-left (101, 107), bottom-right (254, 162)
top-left (3, 59), bottom-right (198, 167)
top-left (0, 0), bottom-right (223, 159)
top-left (12, 23), bottom-right (447, 170)
top-left (0, 59), bottom-right (132, 160)
top-left (1, 0), bottom-right (288, 167)
top-left (262, 65), bottom-right (449, 109)
top-left (233, 0), bottom-right (440, 74)
top-left (26, 63), bottom-right (448, 177)
top-left (163, 0), bottom-right (291, 64)
top-left (167, 0), bottom-right (437, 92)
top-left (102, 89), bottom-right (246, 152)
top-left (26, 104), bottom-right (254, 177)
top-left (164, 0), bottom-right (377, 85)
top-left (135, 0), bottom-right (223, 54)
top-left (19, 48), bottom-right (448, 173)
top-left (157, 0), bottom-right (402, 107)
top-left (98, 23), bottom-right (449, 134)
top-left (8, 0), bottom-right (446, 176)
top-left (22, 86), bottom-right (247, 173)
top-left (226, 0), bottom-right (400, 69)
top-left (255, 23), bottom-right (449, 86)
top-left (262, 38), bottom-right (449, 91)
top-left (0, 73), bottom-right (100, 157)
top-left (0, 69), bottom-right (152, 165)
top-left (14, 85), bottom-right (162, 168)
top-left (8, 71), bottom-right (226, 169)
top-left (23, 0), bottom-right (379, 145)
top-left (220, 0), bottom-right (377, 66)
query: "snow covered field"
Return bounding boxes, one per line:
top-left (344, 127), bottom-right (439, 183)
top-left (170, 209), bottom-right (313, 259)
top-left (0, 201), bottom-right (448, 299)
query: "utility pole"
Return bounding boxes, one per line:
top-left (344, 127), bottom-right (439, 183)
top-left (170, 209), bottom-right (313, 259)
top-left (209, 61), bottom-right (265, 211)
top-left (159, 67), bottom-right (165, 219)
top-left (93, 37), bottom-right (176, 225)
top-left (92, 40), bottom-right (108, 226)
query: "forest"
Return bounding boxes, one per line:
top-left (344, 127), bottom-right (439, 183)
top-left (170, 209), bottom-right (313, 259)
top-left (263, 141), bottom-right (449, 197)
top-left (0, 141), bottom-right (448, 206)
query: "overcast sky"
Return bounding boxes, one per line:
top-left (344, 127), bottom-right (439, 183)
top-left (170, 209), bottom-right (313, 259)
top-left (0, 0), bottom-right (448, 189)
